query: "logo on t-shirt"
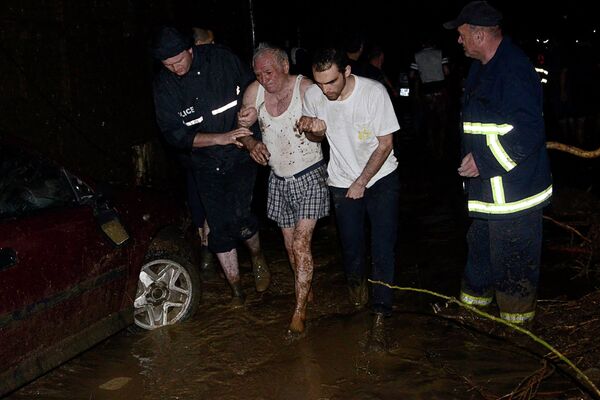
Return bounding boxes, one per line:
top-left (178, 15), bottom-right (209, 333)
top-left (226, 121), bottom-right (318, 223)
top-left (358, 127), bottom-right (373, 141)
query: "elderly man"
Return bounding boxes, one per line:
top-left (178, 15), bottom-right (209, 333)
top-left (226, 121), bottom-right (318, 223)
top-left (238, 43), bottom-right (329, 335)
top-left (444, 1), bottom-right (552, 328)
top-left (151, 26), bottom-right (271, 307)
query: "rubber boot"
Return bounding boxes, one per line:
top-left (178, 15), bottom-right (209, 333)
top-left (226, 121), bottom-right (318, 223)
top-left (348, 279), bottom-right (369, 309)
top-left (198, 245), bottom-right (220, 282)
top-left (230, 282), bottom-right (246, 308)
top-left (366, 312), bottom-right (387, 353)
top-left (251, 252), bottom-right (271, 292)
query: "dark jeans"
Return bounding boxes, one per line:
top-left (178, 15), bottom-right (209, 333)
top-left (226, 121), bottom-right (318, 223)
top-left (191, 160), bottom-right (258, 253)
top-left (329, 170), bottom-right (400, 316)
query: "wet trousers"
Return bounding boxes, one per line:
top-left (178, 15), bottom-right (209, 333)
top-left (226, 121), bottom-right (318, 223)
top-left (461, 210), bottom-right (543, 324)
top-left (187, 170), bottom-right (206, 229)
top-left (191, 160), bottom-right (258, 253)
top-left (329, 170), bottom-right (400, 316)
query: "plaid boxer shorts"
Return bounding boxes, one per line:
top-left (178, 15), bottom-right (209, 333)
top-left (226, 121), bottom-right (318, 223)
top-left (267, 164), bottom-right (330, 228)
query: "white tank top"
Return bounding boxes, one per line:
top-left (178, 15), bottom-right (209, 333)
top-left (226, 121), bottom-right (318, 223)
top-left (256, 75), bottom-right (323, 177)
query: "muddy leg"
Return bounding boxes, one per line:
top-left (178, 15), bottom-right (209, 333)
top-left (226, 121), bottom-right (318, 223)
top-left (288, 219), bottom-right (317, 334)
top-left (199, 219), bottom-right (210, 247)
top-left (282, 227), bottom-right (296, 273)
top-left (283, 227), bottom-right (313, 303)
top-left (216, 249), bottom-right (245, 306)
top-left (244, 232), bottom-right (271, 292)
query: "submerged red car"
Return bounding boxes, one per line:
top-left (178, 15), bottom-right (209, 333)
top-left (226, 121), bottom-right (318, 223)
top-left (0, 140), bottom-right (202, 396)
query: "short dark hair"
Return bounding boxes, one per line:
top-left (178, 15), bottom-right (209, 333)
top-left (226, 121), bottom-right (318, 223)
top-left (312, 47), bottom-right (349, 73)
top-left (343, 32), bottom-right (365, 53)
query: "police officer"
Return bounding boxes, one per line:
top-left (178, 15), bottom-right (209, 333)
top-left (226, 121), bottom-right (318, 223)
top-left (151, 27), bottom-right (271, 306)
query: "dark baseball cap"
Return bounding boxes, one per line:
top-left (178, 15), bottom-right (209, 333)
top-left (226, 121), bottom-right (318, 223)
top-left (443, 1), bottom-right (502, 29)
top-left (151, 26), bottom-right (192, 60)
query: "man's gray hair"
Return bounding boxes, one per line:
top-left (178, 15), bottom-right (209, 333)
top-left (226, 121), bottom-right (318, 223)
top-left (252, 42), bottom-right (288, 66)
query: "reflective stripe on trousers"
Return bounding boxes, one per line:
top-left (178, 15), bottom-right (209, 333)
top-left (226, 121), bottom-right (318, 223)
top-left (461, 210), bottom-right (543, 322)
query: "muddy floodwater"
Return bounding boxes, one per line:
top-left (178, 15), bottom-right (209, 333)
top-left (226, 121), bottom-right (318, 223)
top-left (7, 151), bottom-right (599, 400)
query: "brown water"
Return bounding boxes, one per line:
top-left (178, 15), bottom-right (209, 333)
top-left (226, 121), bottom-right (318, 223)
top-left (7, 155), bottom-right (595, 400)
top-left (6, 219), bottom-right (584, 400)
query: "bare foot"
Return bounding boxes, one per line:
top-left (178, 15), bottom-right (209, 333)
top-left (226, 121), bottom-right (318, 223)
top-left (285, 316), bottom-right (307, 341)
top-left (288, 314), bottom-right (305, 334)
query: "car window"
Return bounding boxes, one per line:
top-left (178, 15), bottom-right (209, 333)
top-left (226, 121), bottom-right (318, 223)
top-left (0, 145), bottom-right (76, 218)
top-left (64, 171), bottom-right (95, 204)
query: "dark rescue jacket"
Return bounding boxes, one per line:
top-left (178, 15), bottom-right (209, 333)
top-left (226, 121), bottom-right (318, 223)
top-left (462, 37), bottom-right (552, 219)
top-left (153, 44), bottom-right (254, 170)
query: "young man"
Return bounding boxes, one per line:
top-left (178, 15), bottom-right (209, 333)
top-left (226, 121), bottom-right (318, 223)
top-left (298, 47), bottom-right (400, 350)
top-left (444, 1), bottom-right (552, 327)
top-left (238, 43), bottom-right (329, 335)
top-left (151, 26), bottom-right (271, 306)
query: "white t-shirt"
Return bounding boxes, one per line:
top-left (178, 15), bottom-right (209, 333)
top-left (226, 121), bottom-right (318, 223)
top-left (303, 75), bottom-right (399, 188)
top-left (410, 47), bottom-right (448, 83)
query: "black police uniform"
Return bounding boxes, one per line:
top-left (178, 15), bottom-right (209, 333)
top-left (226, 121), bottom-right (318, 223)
top-left (153, 44), bottom-right (258, 253)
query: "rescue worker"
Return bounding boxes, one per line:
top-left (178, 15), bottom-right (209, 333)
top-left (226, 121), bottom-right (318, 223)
top-left (151, 26), bottom-right (271, 306)
top-left (443, 1), bottom-right (552, 327)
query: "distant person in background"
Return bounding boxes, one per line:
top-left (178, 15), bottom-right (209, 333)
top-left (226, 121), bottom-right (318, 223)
top-left (151, 26), bottom-right (271, 306)
top-left (559, 41), bottom-right (600, 146)
top-left (192, 27), bottom-right (215, 45)
top-left (343, 32), bottom-right (366, 77)
top-left (410, 37), bottom-right (450, 88)
top-left (238, 43), bottom-right (329, 335)
top-left (531, 36), bottom-right (566, 142)
top-left (410, 36), bottom-right (450, 160)
top-left (290, 46), bottom-right (311, 78)
top-left (363, 45), bottom-right (399, 99)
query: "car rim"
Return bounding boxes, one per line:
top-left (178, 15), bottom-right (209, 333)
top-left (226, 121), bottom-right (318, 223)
top-left (134, 259), bottom-right (194, 330)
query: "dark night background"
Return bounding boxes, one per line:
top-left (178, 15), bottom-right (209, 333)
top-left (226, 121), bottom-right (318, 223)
top-left (0, 0), bottom-right (597, 185)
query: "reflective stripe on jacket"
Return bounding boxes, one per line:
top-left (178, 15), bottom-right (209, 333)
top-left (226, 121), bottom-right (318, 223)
top-left (153, 44), bottom-right (254, 170)
top-left (461, 37), bottom-right (552, 219)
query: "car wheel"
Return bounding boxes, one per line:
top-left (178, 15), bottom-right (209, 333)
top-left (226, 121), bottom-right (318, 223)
top-left (133, 255), bottom-right (201, 330)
